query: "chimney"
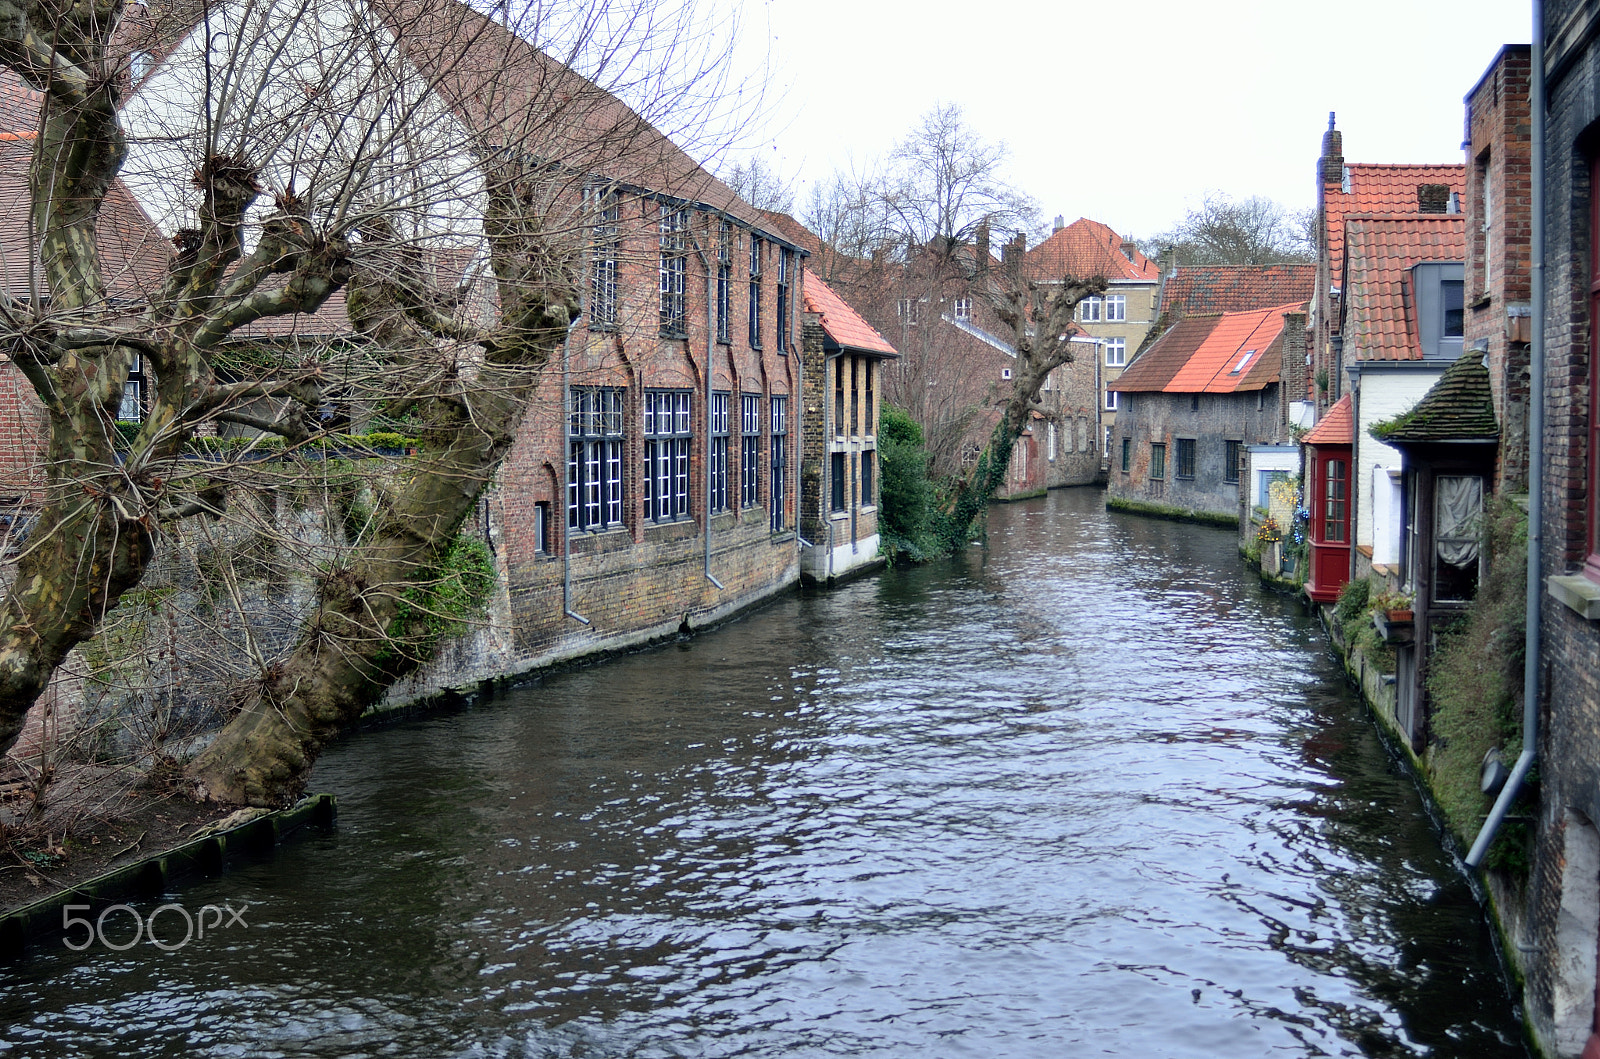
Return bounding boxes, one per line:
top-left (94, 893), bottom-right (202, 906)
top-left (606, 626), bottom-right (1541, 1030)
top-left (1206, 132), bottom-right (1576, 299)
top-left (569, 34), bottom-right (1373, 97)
top-left (1319, 112), bottom-right (1344, 186)
top-left (1002, 232), bottom-right (1025, 276)
top-left (976, 219), bottom-right (990, 273)
top-left (1281, 311), bottom-right (1308, 430)
top-left (1053, 214), bottom-right (1065, 233)
top-left (1121, 236), bottom-right (1137, 262)
top-left (1417, 184), bottom-right (1450, 213)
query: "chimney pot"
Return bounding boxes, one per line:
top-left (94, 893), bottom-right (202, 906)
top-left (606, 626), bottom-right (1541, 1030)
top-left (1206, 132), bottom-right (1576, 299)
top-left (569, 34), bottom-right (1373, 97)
top-left (1053, 214), bottom-right (1065, 233)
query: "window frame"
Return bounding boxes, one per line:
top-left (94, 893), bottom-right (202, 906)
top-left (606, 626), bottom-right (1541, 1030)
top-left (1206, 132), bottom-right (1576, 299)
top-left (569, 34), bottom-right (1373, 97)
top-left (1104, 293), bottom-right (1126, 321)
top-left (709, 391), bottom-right (730, 514)
top-left (1224, 440), bottom-right (1242, 485)
top-left (740, 393), bottom-right (760, 508)
top-left (1149, 442), bottom-right (1166, 481)
top-left (1104, 337), bottom-right (1127, 367)
top-left (776, 248), bottom-right (791, 353)
top-left (770, 396), bottom-right (788, 530)
top-left (588, 188), bottom-right (619, 330)
top-left (1079, 296), bottom-right (1102, 323)
top-left (716, 219), bottom-right (732, 344)
top-left (1175, 438), bottom-right (1196, 480)
top-left (748, 236), bottom-right (763, 348)
top-left (1104, 390), bottom-right (1119, 412)
top-left (658, 206), bottom-right (687, 337)
top-left (643, 389), bottom-right (692, 523)
top-left (567, 386), bottom-right (625, 533)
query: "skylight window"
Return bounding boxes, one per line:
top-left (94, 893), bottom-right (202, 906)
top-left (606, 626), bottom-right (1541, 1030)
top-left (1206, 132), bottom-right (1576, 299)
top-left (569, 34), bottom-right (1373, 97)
top-left (1230, 349), bottom-right (1256, 375)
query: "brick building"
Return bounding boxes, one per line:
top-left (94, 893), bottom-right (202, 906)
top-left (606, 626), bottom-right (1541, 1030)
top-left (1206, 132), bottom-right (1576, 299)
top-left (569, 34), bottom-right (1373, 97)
top-left (1107, 302), bottom-right (1307, 524)
top-left (798, 269), bottom-right (899, 584)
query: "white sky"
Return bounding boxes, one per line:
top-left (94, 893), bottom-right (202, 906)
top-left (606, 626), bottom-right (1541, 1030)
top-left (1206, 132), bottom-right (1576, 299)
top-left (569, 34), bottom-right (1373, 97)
top-left (721, 0), bottom-right (1532, 242)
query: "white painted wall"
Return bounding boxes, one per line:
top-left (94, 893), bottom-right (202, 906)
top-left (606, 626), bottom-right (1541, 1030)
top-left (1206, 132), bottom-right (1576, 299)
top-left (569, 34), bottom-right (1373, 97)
top-left (1354, 370), bottom-right (1443, 549)
top-left (1370, 466), bottom-right (1403, 567)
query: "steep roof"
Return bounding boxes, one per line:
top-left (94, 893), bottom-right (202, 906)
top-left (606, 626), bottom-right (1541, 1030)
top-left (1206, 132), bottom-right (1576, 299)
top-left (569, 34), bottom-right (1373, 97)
top-left (0, 69), bottom-right (39, 132)
top-left (1324, 163), bottom-right (1464, 293)
top-left (1159, 264), bottom-right (1314, 316)
top-left (1027, 218), bottom-right (1156, 283)
top-left (1304, 393), bottom-right (1354, 446)
top-left (1374, 352), bottom-right (1498, 444)
top-left (1342, 216), bottom-right (1466, 361)
top-left (0, 138), bottom-right (166, 303)
top-left (1111, 301), bottom-right (1301, 395)
top-left (803, 268), bottom-right (897, 357)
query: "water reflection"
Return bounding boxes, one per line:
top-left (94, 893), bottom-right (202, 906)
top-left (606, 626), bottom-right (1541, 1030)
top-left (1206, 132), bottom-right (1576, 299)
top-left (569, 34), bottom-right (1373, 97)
top-left (1, 488), bottom-right (1525, 1058)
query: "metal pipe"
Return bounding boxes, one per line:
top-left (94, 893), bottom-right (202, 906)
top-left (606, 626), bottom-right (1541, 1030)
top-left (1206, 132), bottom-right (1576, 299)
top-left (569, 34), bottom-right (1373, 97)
top-left (1467, 10), bottom-right (1543, 869)
top-left (560, 312), bottom-right (589, 626)
top-left (688, 221), bottom-right (724, 590)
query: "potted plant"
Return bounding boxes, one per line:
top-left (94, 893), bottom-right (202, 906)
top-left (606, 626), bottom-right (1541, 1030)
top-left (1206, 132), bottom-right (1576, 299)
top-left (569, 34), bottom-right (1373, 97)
top-left (1370, 590), bottom-right (1415, 643)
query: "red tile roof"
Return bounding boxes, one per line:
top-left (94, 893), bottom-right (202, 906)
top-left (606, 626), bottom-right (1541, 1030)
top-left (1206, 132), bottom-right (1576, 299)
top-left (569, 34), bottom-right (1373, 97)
top-left (1026, 218), bottom-right (1156, 283)
top-left (1303, 393), bottom-right (1353, 446)
top-left (1325, 163), bottom-right (1464, 293)
top-left (0, 69), bottom-right (40, 133)
top-left (1159, 264), bottom-right (1315, 316)
top-left (1111, 301), bottom-right (1302, 395)
top-left (803, 268), bottom-right (897, 357)
top-left (1342, 216), bottom-right (1466, 361)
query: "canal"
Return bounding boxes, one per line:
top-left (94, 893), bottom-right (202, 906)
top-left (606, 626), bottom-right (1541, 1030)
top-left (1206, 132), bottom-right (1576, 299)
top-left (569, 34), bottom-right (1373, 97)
top-left (2, 488), bottom-right (1526, 1057)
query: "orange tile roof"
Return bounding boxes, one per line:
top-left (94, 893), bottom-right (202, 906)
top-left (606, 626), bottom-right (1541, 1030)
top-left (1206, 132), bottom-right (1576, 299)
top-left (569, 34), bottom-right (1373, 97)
top-left (1303, 393), bottom-right (1353, 446)
top-left (1111, 301), bottom-right (1302, 395)
top-left (1342, 216), bottom-right (1466, 361)
top-left (1325, 163), bottom-right (1463, 293)
top-left (1159, 264), bottom-right (1314, 316)
top-left (0, 69), bottom-right (40, 133)
top-left (1026, 218), bottom-right (1156, 283)
top-left (803, 268), bottom-right (898, 357)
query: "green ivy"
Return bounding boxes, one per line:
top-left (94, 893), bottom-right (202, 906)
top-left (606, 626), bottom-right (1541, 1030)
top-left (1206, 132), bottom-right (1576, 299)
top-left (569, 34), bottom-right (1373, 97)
top-left (383, 534), bottom-right (497, 665)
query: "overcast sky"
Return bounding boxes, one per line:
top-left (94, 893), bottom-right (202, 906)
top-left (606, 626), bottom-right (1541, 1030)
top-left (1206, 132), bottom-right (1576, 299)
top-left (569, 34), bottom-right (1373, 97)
top-left (722, 0), bottom-right (1532, 242)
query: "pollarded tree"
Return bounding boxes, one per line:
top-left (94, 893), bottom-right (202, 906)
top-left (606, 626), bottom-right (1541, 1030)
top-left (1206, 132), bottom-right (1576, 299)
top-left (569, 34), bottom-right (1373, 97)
top-left (0, 0), bottom-right (750, 804)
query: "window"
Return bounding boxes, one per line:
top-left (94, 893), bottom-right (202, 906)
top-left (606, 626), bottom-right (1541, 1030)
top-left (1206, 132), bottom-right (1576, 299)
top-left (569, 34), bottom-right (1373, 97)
top-left (1105, 294), bottom-right (1126, 321)
top-left (1175, 438), bottom-right (1196, 479)
top-left (861, 450), bottom-right (874, 506)
top-left (748, 237), bottom-right (763, 347)
top-left (834, 359), bottom-right (845, 435)
top-left (1324, 459), bottom-right (1347, 543)
top-left (953, 296), bottom-right (971, 320)
top-left (1120, 436), bottom-right (1131, 473)
top-left (534, 501), bottom-right (550, 555)
top-left (1149, 442), bottom-right (1166, 480)
top-left (1104, 337), bottom-right (1126, 367)
top-left (716, 220), bottom-right (731, 343)
top-left (709, 391), bottom-right (729, 514)
top-left (643, 390), bottom-right (691, 522)
top-left (1443, 278), bottom-right (1464, 339)
top-left (864, 361), bottom-right (875, 435)
top-left (831, 451), bottom-right (847, 512)
top-left (1434, 475), bottom-right (1483, 601)
top-left (1189, 394), bottom-right (1200, 412)
top-left (1079, 296), bottom-right (1102, 322)
top-left (1258, 469), bottom-right (1289, 508)
top-left (567, 387), bottom-right (624, 532)
top-left (659, 207), bottom-right (686, 336)
top-left (769, 396), bottom-right (787, 530)
top-left (1001, 367), bottom-right (1012, 380)
top-left (897, 298), bottom-right (920, 324)
top-left (119, 354), bottom-right (145, 422)
top-left (1104, 390), bottom-right (1119, 412)
top-left (1047, 421), bottom-right (1057, 461)
top-left (588, 190), bottom-right (619, 329)
top-left (850, 358), bottom-right (859, 434)
top-left (1104, 426), bottom-right (1112, 458)
top-left (130, 50), bottom-right (153, 83)
top-left (1224, 440), bottom-right (1242, 484)
top-left (740, 394), bottom-right (760, 507)
top-left (776, 248), bottom-right (791, 353)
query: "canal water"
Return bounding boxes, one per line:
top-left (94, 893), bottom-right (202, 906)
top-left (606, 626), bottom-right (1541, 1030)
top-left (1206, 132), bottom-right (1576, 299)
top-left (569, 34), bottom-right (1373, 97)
top-left (2, 489), bottom-right (1526, 1057)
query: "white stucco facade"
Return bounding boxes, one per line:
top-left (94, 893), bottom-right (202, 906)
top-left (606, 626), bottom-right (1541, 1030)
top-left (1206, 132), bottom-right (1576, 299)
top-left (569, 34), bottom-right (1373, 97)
top-left (1351, 367), bottom-right (1448, 550)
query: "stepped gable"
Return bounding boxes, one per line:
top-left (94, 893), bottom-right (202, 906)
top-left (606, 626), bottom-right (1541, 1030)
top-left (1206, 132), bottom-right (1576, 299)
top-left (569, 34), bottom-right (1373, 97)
top-left (1303, 393), bottom-right (1354, 445)
top-left (1159, 264), bottom-right (1314, 316)
top-left (1342, 216), bottom-right (1467, 361)
top-left (1375, 352), bottom-right (1498, 443)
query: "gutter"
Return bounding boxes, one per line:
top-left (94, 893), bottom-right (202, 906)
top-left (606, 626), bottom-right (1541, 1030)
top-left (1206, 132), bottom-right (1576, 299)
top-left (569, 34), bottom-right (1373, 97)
top-left (560, 315), bottom-right (590, 626)
top-left (1467, 0), bottom-right (1543, 869)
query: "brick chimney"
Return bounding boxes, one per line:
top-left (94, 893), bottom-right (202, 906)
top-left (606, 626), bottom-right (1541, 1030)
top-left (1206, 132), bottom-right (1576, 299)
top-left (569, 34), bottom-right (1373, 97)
top-left (1002, 232), bottom-right (1025, 277)
top-left (975, 219), bottom-right (990, 274)
top-left (1319, 112), bottom-right (1344, 186)
top-left (1053, 214), bottom-right (1065, 233)
top-left (1417, 184), bottom-right (1450, 213)
top-left (1280, 310), bottom-right (1308, 432)
top-left (1120, 236), bottom-right (1137, 262)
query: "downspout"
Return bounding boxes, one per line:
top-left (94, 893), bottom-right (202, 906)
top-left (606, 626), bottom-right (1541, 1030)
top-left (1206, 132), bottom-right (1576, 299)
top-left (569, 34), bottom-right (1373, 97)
top-left (689, 224), bottom-right (725, 590)
top-left (826, 351), bottom-right (840, 580)
top-left (561, 314), bottom-right (590, 626)
top-left (1467, 6), bottom-right (1543, 869)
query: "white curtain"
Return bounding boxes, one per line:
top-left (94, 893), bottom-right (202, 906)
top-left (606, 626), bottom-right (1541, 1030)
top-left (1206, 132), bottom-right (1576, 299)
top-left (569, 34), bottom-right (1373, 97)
top-left (1435, 475), bottom-right (1484, 568)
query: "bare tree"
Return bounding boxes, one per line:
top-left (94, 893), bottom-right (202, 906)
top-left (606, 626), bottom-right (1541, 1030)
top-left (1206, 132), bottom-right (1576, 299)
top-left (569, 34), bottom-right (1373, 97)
top-left (720, 151), bottom-right (795, 213)
top-left (884, 104), bottom-right (1036, 254)
top-left (1144, 193), bottom-right (1315, 266)
top-left (0, 0), bottom-right (750, 805)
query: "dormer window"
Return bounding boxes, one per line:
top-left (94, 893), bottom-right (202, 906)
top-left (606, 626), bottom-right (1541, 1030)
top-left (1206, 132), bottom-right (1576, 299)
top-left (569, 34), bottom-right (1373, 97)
top-left (1443, 278), bottom-right (1464, 338)
top-left (1411, 262), bottom-right (1466, 358)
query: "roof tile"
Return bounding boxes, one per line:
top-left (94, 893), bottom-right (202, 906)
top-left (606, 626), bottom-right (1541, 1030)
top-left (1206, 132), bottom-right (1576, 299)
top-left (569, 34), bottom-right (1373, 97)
top-left (1160, 264), bottom-right (1314, 316)
top-left (1026, 218), bottom-right (1156, 282)
top-left (1343, 216), bottom-right (1466, 361)
top-left (802, 268), bottom-right (897, 357)
top-left (1304, 393), bottom-right (1354, 445)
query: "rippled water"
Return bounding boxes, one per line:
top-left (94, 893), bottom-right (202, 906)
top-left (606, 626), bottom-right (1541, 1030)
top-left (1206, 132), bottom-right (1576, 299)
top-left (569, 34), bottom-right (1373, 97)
top-left (1, 489), bottom-right (1526, 1057)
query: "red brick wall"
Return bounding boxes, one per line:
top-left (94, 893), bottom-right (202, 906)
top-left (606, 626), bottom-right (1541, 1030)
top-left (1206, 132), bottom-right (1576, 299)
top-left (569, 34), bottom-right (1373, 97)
top-left (0, 359), bottom-right (45, 503)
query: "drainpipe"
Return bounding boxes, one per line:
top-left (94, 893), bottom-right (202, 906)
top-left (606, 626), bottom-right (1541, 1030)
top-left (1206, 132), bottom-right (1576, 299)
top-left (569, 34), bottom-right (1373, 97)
top-left (689, 224), bottom-right (725, 590)
top-left (1467, 2), bottom-right (1543, 869)
top-left (561, 314), bottom-right (590, 626)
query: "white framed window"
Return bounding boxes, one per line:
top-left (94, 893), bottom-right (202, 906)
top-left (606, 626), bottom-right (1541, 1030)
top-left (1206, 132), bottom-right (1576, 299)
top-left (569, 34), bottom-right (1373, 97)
top-left (568, 387), bottom-right (625, 532)
top-left (1079, 296), bottom-right (1102, 322)
top-left (709, 391), bottom-right (729, 513)
top-left (1104, 337), bottom-right (1126, 367)
top-left (659, 207), bottom-right (687, 336)
top-left (740, 393), bottom-right (760, 507)
top-left (1047, 421), bottom-right (1057, 461)
top-left (1103, 426), bottom-right (1112, 458)
top-left (953, 296), bottom-right (971, 320)
top-left (643, 390), bottom-right (692, 522)
top-left (1001, 367), bottom-right (1012, 380)
top-left (1105, 294), bottom-right (1126, 321)
top-left (1104, 390), bottom-right (1119, 411)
